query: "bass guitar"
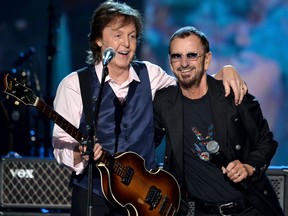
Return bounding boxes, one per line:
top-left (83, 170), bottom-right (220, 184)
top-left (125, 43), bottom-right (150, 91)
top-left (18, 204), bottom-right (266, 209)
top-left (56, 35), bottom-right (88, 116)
top-left (3, 74), bottom-right (181, 216)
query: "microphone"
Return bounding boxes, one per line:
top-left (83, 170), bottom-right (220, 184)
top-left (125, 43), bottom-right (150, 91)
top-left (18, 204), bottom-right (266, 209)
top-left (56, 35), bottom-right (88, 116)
top-left (207, 140), bottom-right (251, 190)
top-left (102, 47), bottom-right (115, 66)
top-left (206, 140), bottom-right (229, 167)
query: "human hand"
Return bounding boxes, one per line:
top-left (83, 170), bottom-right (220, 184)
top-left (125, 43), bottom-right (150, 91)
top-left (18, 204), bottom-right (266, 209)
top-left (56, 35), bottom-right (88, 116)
top-left (73, 144), bottom-right (88, 165)
top-left (74, 141), bottom-right (103, 164)
top-left (214, 65), bottom-right (248, 105)
top-left (222, 160), bottom-right (249, 183)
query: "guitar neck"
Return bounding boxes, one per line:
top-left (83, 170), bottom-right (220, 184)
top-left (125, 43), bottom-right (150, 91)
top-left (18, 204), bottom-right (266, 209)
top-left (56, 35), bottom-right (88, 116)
top-left (35, 98), bottom-right (116, 169)
top-left (35, 98), bottom-right (85, 144)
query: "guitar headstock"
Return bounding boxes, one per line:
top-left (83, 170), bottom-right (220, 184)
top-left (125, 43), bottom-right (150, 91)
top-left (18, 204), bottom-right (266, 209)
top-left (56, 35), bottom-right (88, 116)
top-left (3, 73), bottom-right (37, 106)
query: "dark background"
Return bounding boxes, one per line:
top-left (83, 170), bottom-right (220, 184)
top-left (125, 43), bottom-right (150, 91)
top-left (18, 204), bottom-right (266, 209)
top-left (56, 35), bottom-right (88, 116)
top-left (0, 0), bottom-right (287, 166)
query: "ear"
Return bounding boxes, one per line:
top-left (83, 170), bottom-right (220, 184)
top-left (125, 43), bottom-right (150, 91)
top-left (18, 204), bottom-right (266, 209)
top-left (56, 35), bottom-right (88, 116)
top-left (168, 55), bottom-right (174, 72)
top-left (204, 52), bottom-right (212, 71)
top-left (95, 39), bottom-right (102, 47)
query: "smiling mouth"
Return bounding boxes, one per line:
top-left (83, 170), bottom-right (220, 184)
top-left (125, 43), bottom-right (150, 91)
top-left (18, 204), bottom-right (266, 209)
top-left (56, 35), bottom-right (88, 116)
top-left (181, 70), bottom-right (191, 73)
top-left (118, 51), bottom-right (129, 56)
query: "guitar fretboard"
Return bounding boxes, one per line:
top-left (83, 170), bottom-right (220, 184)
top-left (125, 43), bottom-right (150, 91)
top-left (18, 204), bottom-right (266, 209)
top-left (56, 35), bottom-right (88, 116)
top-left (35, 98), bottom-right (125, 176)
top-left (36, 98), bottom-right (85, 143)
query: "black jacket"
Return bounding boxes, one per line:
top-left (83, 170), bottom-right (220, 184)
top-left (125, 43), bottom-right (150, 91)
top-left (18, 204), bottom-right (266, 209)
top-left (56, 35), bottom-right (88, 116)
top-left (153, 75), bottom-right (284, 215)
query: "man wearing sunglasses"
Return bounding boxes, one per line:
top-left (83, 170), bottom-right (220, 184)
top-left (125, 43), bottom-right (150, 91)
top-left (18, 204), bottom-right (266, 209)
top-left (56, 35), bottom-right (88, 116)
top-left (153, 26), bottom-right (284, 216)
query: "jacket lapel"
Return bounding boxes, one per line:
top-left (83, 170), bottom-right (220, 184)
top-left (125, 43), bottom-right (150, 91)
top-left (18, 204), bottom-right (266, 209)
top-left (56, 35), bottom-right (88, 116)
top-left (207, 76), bottom-right (228, 152)
top-left (166, 88), bottom-right (184, 173)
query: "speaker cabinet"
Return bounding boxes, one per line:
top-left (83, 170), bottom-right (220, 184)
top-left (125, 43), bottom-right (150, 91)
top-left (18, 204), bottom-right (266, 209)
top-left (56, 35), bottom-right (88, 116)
top-left (267, 166), bottom-right (288, 215)
top-left (0, 158), bottom-right (72, 209)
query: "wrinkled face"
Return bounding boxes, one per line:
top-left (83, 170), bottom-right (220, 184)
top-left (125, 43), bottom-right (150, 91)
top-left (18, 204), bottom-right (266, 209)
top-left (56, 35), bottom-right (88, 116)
top-left (96, 17), bottom-right (137, 69)
top-left (169, 35), bottom-right (211, 89)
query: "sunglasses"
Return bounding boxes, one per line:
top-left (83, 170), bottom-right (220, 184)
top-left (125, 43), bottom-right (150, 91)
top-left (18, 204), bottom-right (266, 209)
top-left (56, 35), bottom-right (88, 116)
top-left (170, 52), bottom-right (206, 62)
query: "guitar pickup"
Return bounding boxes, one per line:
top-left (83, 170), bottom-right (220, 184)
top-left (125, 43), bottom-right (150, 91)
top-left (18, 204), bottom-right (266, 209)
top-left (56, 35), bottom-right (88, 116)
top-left (145, 185), bottom-right (162, 209)
top-left (159, 195), bottom-right (174, 215)
top-left (121, 166), bottom-right (134, 185)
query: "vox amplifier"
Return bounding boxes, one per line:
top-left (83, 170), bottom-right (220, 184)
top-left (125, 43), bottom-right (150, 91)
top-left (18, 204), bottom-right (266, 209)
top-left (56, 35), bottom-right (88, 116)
top-left (0, 158), bottom-right (72, 209)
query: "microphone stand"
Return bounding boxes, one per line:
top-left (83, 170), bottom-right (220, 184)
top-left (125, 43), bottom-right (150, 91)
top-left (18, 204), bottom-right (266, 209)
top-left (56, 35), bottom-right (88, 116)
top-left (85, 65), bottom-right (109, 216)
top-left (44, 0), bottom-right (58, 156)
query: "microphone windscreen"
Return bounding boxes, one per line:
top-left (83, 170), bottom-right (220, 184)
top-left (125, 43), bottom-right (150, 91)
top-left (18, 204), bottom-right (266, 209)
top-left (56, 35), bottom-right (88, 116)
top-left (207, 140), bottom-right (220, 154)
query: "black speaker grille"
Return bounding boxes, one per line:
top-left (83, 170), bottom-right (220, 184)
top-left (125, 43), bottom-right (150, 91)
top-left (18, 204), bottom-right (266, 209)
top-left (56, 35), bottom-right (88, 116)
top-left (267, 166), bottom-right (288, 215)
top-left (267, 175), bottom-right (285, 210)
top-left (0, 158), bottom-right (72, 208)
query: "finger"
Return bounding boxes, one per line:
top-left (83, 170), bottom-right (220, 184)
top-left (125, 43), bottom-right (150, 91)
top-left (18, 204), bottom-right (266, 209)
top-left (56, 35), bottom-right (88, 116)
top-left (226, 161), bottom-right (236, 173)
top-left (226, 161), bottom-right (243, 179)
top-left (78, 145), bottom-right (87, 155)
top-left (93, 143), bottom-right (101, 150)
top-left (231, 80), bottom-right (241, 105)
top-left (93, 144), bottom-right (103, 160)
top-left (82, 155), bottom-right (90, 161)
top-left (224, 79), bottom-right (241, 105)
top-left (231, 171), bottom-right (242, 182)
top-left (233, 169), bottom-right (249, 183)
top-left (234, 171), bottom-right (241, 178)
top-left (239, 88), bottom-right (245, 104)
top-left (238, 82), bottom-right (248, 104)
top-left (223, 80), bottom-right (232, 98)
top-left (221, 166), bottom-right (226, 173)
top-left (227, 169), bottom-right (237, 178)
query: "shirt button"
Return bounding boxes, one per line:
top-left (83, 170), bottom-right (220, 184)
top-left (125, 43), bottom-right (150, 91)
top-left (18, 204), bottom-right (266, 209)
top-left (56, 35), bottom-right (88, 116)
top-left (235, 145), bottom-right (241, 150)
